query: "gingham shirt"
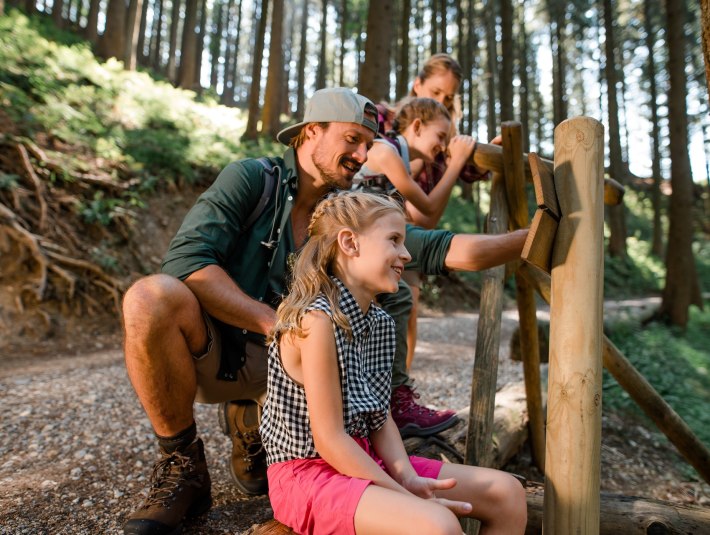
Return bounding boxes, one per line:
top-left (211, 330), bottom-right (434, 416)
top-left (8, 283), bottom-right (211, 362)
top-left (261, 277), bottom-right (396, 466)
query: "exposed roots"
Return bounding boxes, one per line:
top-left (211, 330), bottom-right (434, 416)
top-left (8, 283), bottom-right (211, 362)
top-left (0, 135), bottom-right (128, 316)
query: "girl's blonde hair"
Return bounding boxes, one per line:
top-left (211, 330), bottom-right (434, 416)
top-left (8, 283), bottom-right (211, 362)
top-left (270, 191), bottom-right (405, 342)
top-left (391, 97), bottom-right (451, 135)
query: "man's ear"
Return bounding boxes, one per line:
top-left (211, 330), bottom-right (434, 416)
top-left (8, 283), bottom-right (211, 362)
top-left (303, 122), bottom-right (321, 140)
top-left (337, 228), bottom-right (359, 257)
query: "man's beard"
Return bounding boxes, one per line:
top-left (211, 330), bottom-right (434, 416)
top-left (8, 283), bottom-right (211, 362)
top-left (311, 144), bottom-right (360, 191)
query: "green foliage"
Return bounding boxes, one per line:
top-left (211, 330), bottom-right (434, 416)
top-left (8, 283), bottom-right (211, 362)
top-left (603, 305), bottom-right (710, 468)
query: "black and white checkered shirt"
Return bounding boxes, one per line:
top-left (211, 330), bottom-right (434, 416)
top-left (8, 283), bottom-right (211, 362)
top-left (261, 277), bottom-right (396, 466)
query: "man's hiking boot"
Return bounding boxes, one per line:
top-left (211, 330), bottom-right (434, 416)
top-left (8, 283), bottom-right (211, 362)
top-left (218, 400), bottom-right (268, 495)
top-left (391, 384), bottom-right (459, 438)
top-left (123, 438), bottom-right (212, 535)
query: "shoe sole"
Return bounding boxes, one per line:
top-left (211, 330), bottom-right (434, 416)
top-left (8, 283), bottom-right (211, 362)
top-left (398, 415), bottom-right (460, 438)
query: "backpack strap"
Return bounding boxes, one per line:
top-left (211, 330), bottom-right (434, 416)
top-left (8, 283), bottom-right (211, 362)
top-left (244, 157), bottom-right (277, 229)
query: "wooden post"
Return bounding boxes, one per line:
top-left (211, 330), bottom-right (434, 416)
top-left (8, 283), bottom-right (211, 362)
top-left (463, 174), bottom-right (510, 535)
top-left (501, 122), bottom-right (546, 471)
top-left (464, 173), bottom-right (509, 470)
top-left (544, 117), bottom-right (605, 534)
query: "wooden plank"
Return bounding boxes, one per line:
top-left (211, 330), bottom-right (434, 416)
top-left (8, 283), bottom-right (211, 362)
top-left (521, 209), bottom-right (558, 274)
top-left (545, 117), bottom-right (605, 534)
top-left (528, 152), bottom-right (560, 220)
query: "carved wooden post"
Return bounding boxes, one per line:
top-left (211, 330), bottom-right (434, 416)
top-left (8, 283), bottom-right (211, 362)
top-left (544, 117), bottom-right (605, 534)
top-left (501, 121), bottom-right (546, 471)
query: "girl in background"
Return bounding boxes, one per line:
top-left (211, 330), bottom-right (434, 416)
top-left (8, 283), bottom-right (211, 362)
top-left (261, 191), bottom-right (526, 535)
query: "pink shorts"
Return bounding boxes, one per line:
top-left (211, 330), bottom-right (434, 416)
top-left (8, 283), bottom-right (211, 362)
top-left (267, 437), bottom-right (443, 535)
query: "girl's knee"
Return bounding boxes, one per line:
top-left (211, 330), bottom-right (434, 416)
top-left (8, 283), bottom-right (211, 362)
top-left (492, 473), bottom-right (527, 527)
top-left (418, 505), bottom-right (462, 535)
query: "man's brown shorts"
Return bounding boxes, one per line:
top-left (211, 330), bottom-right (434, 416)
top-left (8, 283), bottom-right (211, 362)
top-left (193, 314), bottom-right (268, 405)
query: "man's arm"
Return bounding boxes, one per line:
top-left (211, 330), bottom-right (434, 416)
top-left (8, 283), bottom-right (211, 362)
top-left (443, 229), bottom-right (528, 272)
top-left (184, 265), bottom-right (276, 336)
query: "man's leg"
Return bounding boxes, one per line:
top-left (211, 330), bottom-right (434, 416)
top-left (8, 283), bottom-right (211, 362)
top-left (379, 280), bottom-right (458, 438)
top-left (122, 274), bottom-right (212, 535)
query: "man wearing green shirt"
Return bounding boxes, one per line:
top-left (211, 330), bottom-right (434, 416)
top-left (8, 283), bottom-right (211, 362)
top-left (121, 88), bottom-right (527, 535)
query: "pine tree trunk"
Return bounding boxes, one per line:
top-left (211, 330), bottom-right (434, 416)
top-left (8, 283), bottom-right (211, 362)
top-left (360, 0), bottom-right (394, 102)
top-left (177, 0), bottom-right (198, 89)
top-left (431, 0), bottom-right (438, 55)
top-left (296, 0), bottom-right (308, 118)
top-left (193, 0), bottom-right (207, 91)
top-left (656, 0), bottom-right (704, 328)
top-left (519, 3), bottom-right (530, 153)
top-left (603, 0), bottom-right (628, 258)
top-left (124, 0), bottom-right (143, 70)
top-left (243, 0), bottom-right (270, 140)
top-left (645, 0), bottom-right (664, 257)
top-left (396, 0), bottom-right (410, 100)
top-left (149, 0), bottom-right (164, 70)
top-left (84, 0), bottom-right (100, 45)
top-left (338, 0), bottom-right (347, 87)
top-left (438, 0), bottom-right (446, 52)
top-left (702, 0), bottom-right (710, 98)
top-left (485, 0), bottom-right (497, 139)
top-left (220, 0), bottom-right (236, 103)
top-left (549, 0), bottom-right (566, 127)
top-left (316, 0), bottom-right (328, 89)
top-left (209, 0), bottom-right (224, 90)
top-left (52, 0), bottom-right (64, 27)
top-left (136, 0), bottom-right (150, 65)
top-left (166, 0), bottom-right (182, 82)
top-left (260, 0), bottom-right (284, 138)
top-left (98, 0), bottom-right (126, 61)
top-left (499, 0), bottom-right (514, 122)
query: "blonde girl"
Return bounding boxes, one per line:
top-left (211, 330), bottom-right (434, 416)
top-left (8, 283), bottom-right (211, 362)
top-left (260, 191), bottom-right (527, 535)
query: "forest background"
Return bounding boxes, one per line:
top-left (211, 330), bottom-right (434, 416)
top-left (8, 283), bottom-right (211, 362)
top-left (0, 0), bottom-right (709, 497)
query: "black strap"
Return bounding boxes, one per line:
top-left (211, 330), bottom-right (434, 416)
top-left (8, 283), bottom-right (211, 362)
top-left (244, 157), bottom-right (276, 229)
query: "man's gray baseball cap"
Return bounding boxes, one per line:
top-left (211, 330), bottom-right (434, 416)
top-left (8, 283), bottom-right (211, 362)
top-left (276, 87), bottom-right (379, 145)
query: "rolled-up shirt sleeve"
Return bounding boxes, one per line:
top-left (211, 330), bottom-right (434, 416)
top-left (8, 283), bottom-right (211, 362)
top-left (403, 224), bottom-right (454, 276)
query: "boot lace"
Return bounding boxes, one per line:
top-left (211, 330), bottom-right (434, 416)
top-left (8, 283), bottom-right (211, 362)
top-left (394, 386), bottom-right (436, 416)
top-left (141, 449), bottom-right (201, 508)
top-left (234, 428), bottom-right (264, 472)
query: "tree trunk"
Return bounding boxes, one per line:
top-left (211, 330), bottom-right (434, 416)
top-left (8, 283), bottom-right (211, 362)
top-left (499, 0), bottom-right (514, 122)
top-left (316, 0), bottom-right (328, 89)
top-left (52, 0), bottom-right (64, 27)
top-left (136, 0), bottom-right (150, 65)
top-left (548, 0), bottom-right (567, 127)
top-left (438, 0), bottom-right (446, 52)
top-left (645, 0), bottom-right (664, 257)
top-left (84, 0), bottom-right (100, 45)
top-left (149, 0), bottom-right (164, 70)
top-left (166, 0), bottom-right (183, 82)
top-left (243, 0), bottom-right (270, 140)
top-left (519, 3), bottom-right (530, 153)
top-left (603, 0), bottom-right (628, 258)
top-left (220, 0), bottom-right (236, 104)
top-left (702, 0), bottom-right (710, 98)
top-left (296, 0), bottom-right (308, 118)
top-left (124, 0), bottom-right (143, 70)
top-left (431, 0), bottom-right (438, 55)
top-left (209, 0), bottom-right (224, 91)
top-left (359, 0), bottom-right (394, 103)
top-left (655, 0), bottom-right (704, 328)
top-left (396, 0), bottom-right (411, 100)
top-left (338, 0), bottom-right (347, 87)
top-left (193, 0), bottom-right (207, 91)
top-left (177, 0), bottom-right (199, 89)
top-left (98, 0), bottom-right (126, 61)
top-left (260, 0), bottom-right (284, 138)
top-left (485, 0), bottom-right (497, 139)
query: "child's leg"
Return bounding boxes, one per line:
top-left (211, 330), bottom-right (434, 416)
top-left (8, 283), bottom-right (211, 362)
top-left (354, 485), bottom-right (462, 535)
top-left (435, 464), bottom-right (527, 535)
top-left (405, 284), bottom-right (420, 371)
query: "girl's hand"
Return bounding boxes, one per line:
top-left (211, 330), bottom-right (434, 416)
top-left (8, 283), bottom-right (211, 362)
top-left (402, 475), bottom-right (473, 516)
top-left (447, 135), bottom-right (476, 167)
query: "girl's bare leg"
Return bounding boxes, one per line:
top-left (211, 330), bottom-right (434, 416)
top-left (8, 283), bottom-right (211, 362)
top-left (354, 485), bottom-right (462, 535)
top-left (435, 464), bottom-right (527, 535)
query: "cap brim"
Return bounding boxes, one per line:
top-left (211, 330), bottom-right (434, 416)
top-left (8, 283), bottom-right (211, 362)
top-left (276, 122), bottom-right (306, 145)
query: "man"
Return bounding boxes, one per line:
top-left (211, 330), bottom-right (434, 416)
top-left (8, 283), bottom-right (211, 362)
top-left (121, 87), bottom-right (527, 535)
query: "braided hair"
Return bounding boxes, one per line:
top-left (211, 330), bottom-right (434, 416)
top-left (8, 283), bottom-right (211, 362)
top-left (269, 191), bottom-right (405, 343)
